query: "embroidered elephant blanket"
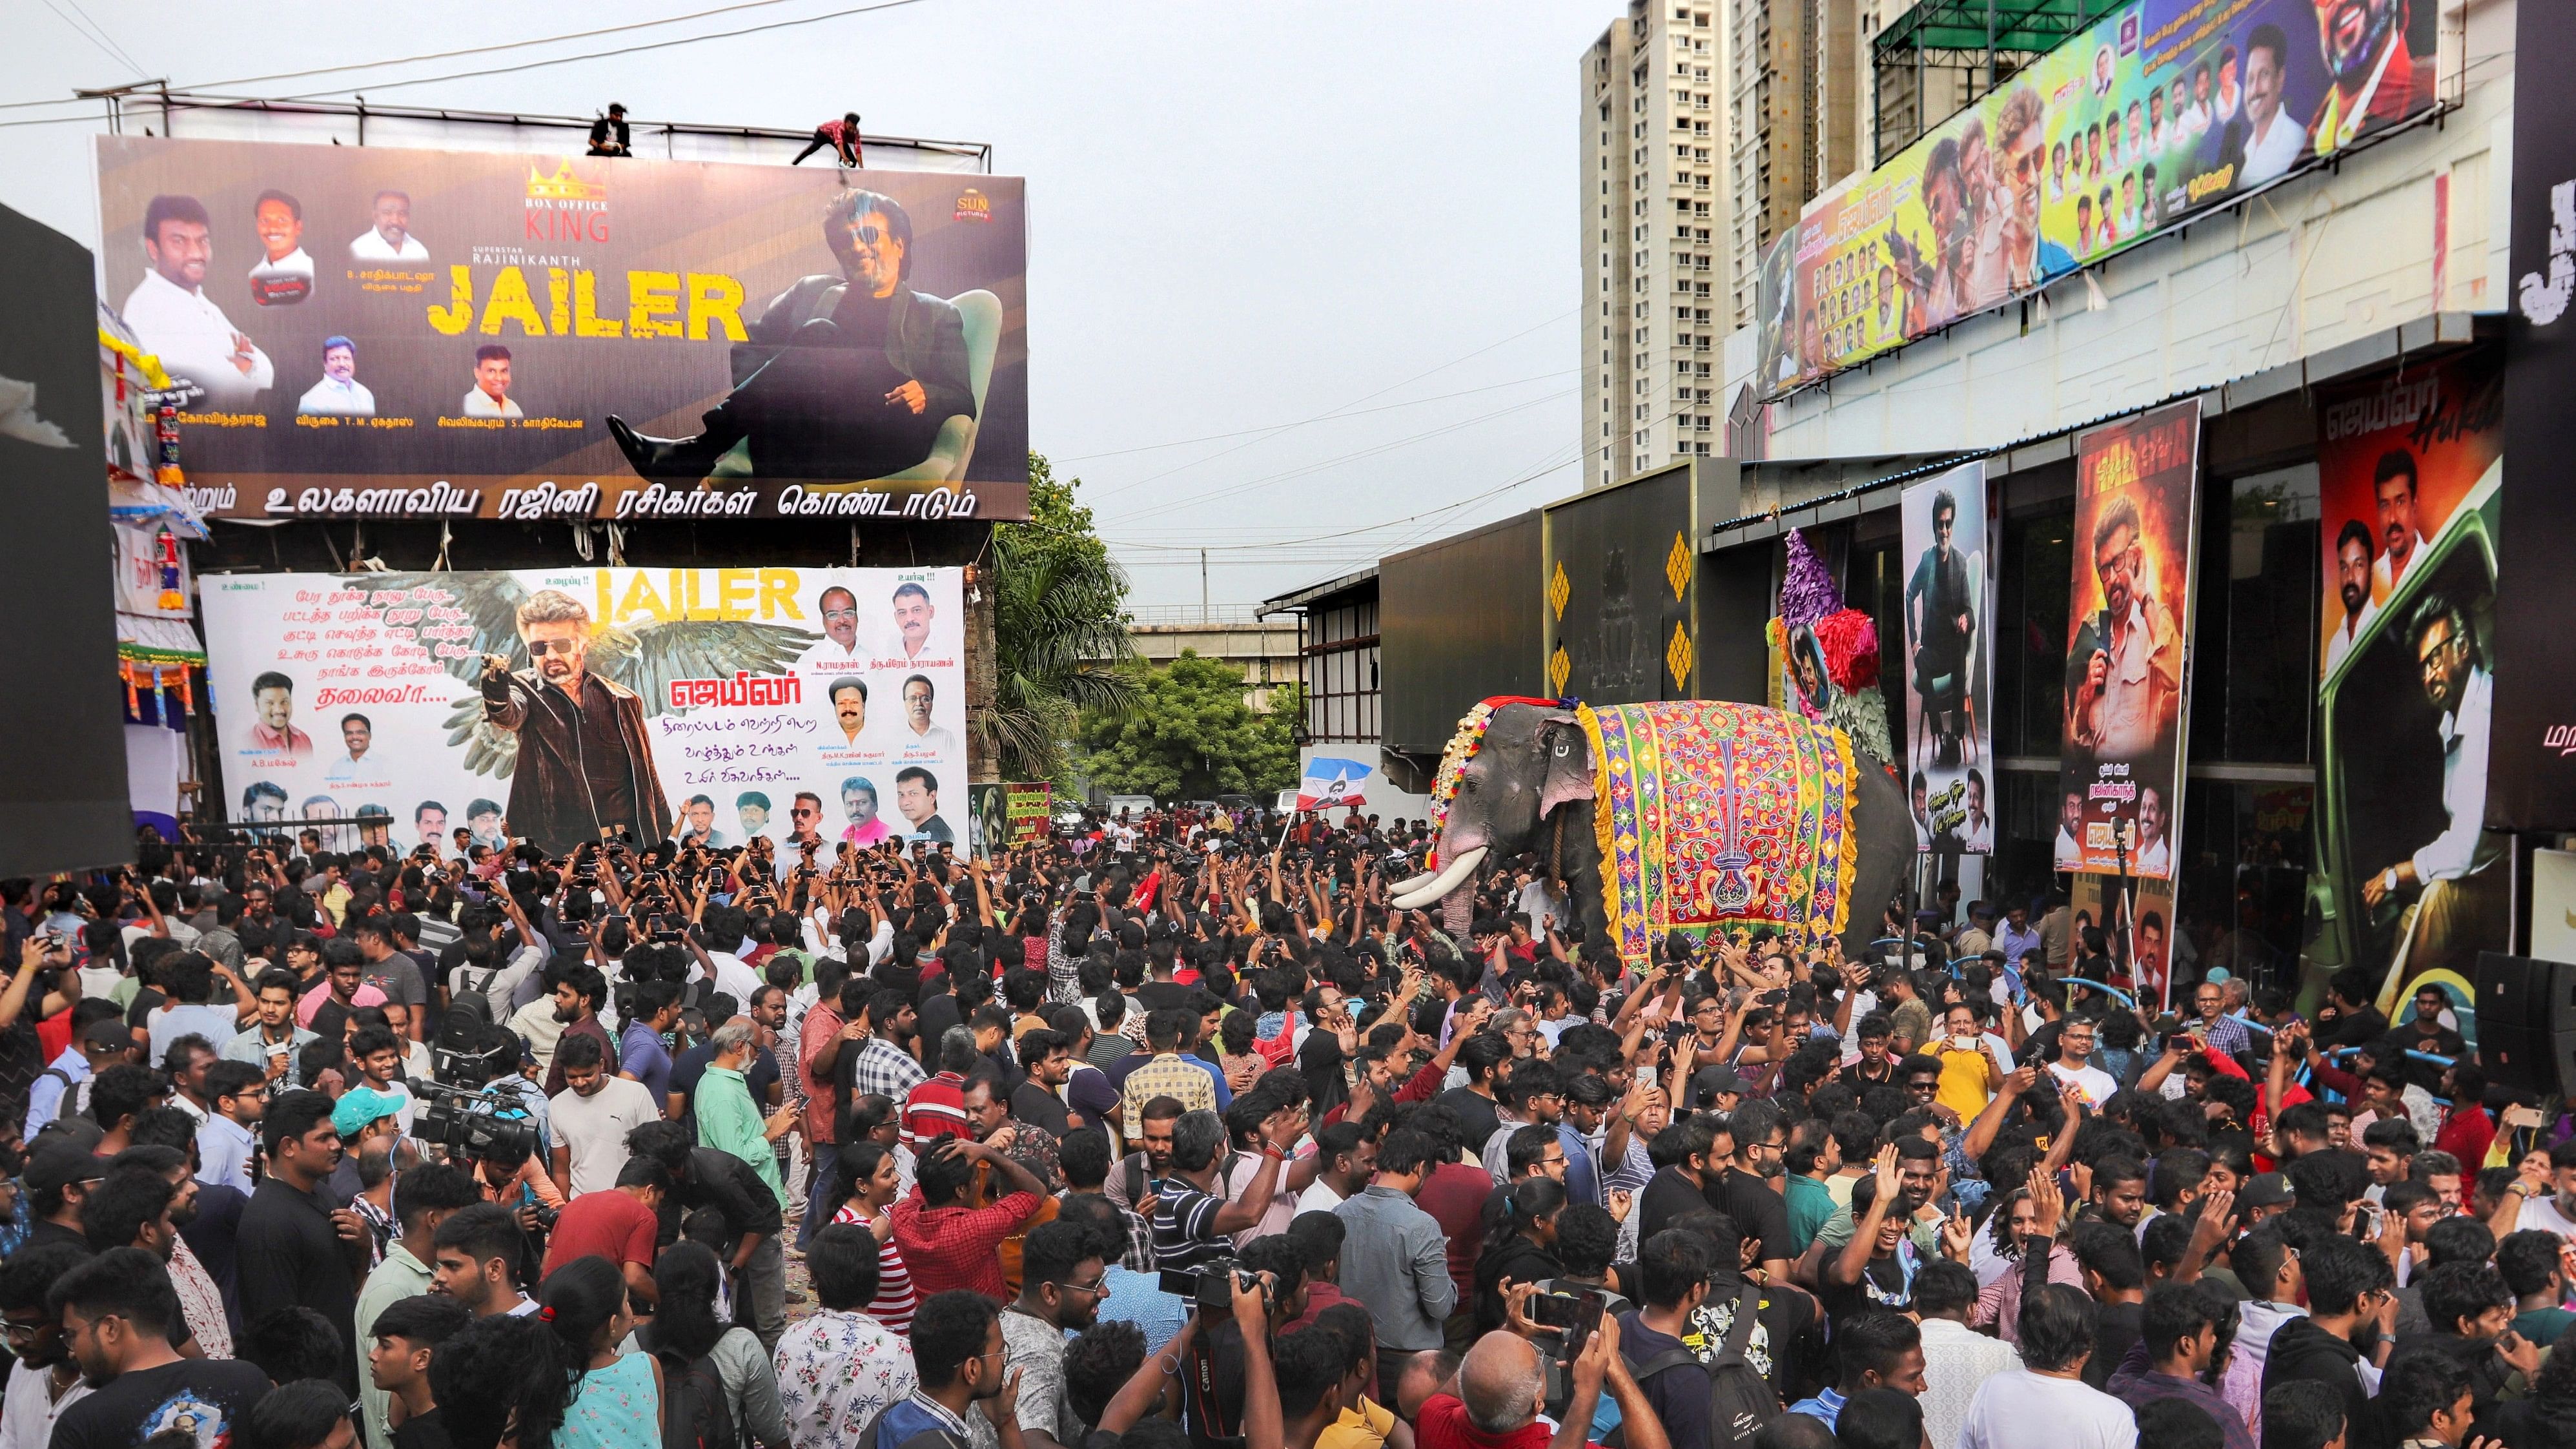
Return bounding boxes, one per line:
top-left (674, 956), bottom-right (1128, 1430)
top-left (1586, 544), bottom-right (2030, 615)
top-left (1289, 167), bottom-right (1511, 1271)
top-left (1580, 700), bottom-right (1859, 970)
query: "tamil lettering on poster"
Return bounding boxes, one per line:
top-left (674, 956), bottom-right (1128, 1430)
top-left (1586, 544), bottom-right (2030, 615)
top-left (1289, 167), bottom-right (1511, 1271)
top-left (97, 137), bottom-right (1028, 520)
top-left (199, 567), bottom-right (974, 859)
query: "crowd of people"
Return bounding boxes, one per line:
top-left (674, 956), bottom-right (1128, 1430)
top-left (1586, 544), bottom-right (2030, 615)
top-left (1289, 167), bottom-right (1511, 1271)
top-left (0, 801), bottom-right (2564, 1449)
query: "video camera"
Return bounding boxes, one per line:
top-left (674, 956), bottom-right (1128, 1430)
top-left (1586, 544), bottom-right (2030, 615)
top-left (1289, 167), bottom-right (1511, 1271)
top-left (1157, 1255), bottom-right (1268, 1314)
top-left (413, 1079), bottom-right (543, 1167)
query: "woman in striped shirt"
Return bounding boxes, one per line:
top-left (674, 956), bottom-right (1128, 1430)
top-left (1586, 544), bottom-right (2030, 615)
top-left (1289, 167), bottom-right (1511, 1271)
top-left (823, 1140), bottom-right (918, 1333)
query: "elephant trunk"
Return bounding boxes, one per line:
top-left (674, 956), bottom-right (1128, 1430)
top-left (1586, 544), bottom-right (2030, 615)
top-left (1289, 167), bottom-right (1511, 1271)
top-left (1388, 845), bottom-right (1487, 912)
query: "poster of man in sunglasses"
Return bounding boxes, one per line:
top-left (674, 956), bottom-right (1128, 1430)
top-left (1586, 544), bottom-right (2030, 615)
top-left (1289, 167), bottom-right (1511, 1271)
top-left (479, 588), bottom-right (673, 854)
top-left (606, 189), bottom-right (977, 484)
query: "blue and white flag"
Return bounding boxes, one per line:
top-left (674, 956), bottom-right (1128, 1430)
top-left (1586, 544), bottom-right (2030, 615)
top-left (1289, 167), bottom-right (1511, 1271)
top-left (1295, 757), bottom-right (1373, 810)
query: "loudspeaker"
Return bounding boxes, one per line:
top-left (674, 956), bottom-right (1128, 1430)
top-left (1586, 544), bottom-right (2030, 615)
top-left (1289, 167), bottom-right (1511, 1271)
top-left (2475, 952), bottom-right (2576, 1098)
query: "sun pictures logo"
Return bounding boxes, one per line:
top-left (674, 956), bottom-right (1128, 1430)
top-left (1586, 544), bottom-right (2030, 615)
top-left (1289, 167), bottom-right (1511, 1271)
top-left (526, 163), bottom-right (610, 243)
top-left (953, 189), bottom-right (992, 223)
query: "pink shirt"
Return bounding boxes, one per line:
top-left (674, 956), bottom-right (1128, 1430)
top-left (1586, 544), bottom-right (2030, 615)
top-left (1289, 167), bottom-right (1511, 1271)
top-left (296, 979), bottom-right (387, 1026)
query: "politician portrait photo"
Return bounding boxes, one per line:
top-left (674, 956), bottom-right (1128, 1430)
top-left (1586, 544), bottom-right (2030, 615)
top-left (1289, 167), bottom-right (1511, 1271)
top-left (349, 189), bottom-right (429, 260)
top-left (298, 336), bottom-right (377, 418)
top-left (477, 588), bottom-right (672, 854)
top-left (240, 670), bottom-right (313, 761)
top-left (121, 194), bottom-right (274, 407)
top-left (606, 189), bottom-right (992, 485)
top-left (247, 189), bottom-right (312, 306)
top-left (460, 344), bottom-right (523, 419)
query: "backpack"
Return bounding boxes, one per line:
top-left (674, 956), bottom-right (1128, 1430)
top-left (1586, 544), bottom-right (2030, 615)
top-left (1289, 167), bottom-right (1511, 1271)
top-left (646, 1333), bottom-right (739, 1449)
top-left (1620, 1286), bottom-right (1777, 1449)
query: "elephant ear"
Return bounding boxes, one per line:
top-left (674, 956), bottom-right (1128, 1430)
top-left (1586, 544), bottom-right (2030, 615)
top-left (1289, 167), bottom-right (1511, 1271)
top-left (1536, 709), bottom-right (1595, 819)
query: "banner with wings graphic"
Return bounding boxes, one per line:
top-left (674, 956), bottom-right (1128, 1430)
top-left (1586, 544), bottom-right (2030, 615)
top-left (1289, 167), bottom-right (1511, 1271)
top-left (200, 566), bottom-right (971, 857)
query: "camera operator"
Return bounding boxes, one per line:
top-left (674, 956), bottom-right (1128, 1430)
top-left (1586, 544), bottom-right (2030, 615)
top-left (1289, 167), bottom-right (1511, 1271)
top-left (1081, 1269), bottom-right (1288, 1449)
top-left (1177, 1235), bottom-right (1308, 1449)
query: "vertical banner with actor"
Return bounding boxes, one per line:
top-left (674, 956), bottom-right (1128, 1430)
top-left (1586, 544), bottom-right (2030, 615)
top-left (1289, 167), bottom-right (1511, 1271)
top-left (1900, 462), bottom-right (1996, 853)
top-left (2315, 352), bottom-right (2504, 1012)
top-left (2060, 402), bottom-right (2201, 890)
top-left (2494, 0), bottom-right (2576, 832)
top-left (199, 566), bottom-right (973, 860)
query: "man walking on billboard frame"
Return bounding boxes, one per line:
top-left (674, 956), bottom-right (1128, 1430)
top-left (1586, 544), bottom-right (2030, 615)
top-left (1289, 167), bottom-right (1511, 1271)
top-left (478, 589), bottom-right (672, 855)
top-left (604, 190), bottom-right (972, 484)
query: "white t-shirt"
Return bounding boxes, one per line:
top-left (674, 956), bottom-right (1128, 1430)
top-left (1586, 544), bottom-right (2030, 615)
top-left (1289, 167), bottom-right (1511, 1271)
top-left (1294, 1178), bottom-right (1348, 1217)
top-left (2047, 1059), bottom-right (2118, 1110)
top-left (2515, 1191), bottom-right (2576, 1241)
top-left (550, 1076), bottom-right (662, 1195)
top-left (1957, 1367), bottom-right (2139, 1449)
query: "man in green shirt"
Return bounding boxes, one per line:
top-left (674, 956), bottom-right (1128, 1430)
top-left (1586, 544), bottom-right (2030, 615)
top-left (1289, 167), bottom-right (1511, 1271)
top-left (2499, 1229), bottom-right (2575, 1346)
top-left (693, 1017), bottom-right (793, 1209)
top-left (351, 1162), bottom-right (480, 1449)
top-left (1784, 1116), bottom-right (1841, 1257)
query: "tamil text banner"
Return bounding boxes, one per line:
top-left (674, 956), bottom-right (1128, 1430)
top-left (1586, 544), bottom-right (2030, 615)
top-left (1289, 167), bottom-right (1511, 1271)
top-left (2057, 401), bottom-right (2202, 880)
top-left (199, 566), bottom-right (975, 860)
top-left (98, 137), bottom-right (1027, 522)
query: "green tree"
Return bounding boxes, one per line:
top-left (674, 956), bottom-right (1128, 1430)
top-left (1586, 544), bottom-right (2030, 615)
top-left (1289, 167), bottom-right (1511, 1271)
top-left (981, 453), bottom-right (1140, 786)
top-left (1076, 651), bottom-right (1300, 799)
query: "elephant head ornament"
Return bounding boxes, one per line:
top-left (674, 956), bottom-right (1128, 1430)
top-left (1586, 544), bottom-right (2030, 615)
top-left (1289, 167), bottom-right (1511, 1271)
top-left (1392, 697), bottom-right (1915, 963)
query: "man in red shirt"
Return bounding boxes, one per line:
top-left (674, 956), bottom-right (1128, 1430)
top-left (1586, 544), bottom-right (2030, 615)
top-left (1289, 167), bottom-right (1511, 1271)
top-left (890, 1135), bottom-right (1045, 1300)
top-left (540, 1156), bottom-right (664, 1308)
top-left (1414, 1322), bottom-right (1664, 1449)
top-left (1409, 1113), bottom-right (1502, 1351)
top-left (902, 1027), bottom-right (980, 1146)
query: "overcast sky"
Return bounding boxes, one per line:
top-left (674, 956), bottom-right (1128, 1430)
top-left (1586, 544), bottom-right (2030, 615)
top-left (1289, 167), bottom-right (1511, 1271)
top-left (0, 0), bottom-right (1618, 610)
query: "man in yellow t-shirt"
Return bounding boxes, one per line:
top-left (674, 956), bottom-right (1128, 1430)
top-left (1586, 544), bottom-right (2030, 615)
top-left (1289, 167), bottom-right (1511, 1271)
top-left (1930, 1002), bottom-right (2005, 1121)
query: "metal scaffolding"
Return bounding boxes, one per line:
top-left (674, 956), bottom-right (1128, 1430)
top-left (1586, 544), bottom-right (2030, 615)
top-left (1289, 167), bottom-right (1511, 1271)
top-left (1872, 0), bottom-right (2094, 163)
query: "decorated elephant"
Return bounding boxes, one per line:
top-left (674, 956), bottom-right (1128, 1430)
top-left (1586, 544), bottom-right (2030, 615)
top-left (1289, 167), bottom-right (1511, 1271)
top-left (1389, 696), bottom-right (1914, 965)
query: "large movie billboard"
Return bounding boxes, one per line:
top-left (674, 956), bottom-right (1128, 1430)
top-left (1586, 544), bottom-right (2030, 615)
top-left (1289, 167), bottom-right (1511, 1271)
top-left (2057, 400), bottom-right (2201, 881)
top-left (1755, 0), bottom-right (2440, 398)
top-left (201, 567), bottom-right (974, 859)
top-left (1900, 462), bottom-right (1995, 854)
top-left (97, 137), bottom-right (1027, 522)
top-left (2313, 353), bottom-right (2502, 1011)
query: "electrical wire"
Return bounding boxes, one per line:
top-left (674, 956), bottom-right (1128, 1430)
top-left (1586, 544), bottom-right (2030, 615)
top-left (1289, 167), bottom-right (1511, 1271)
top-left (56, 0), bottom-right (149, 81)
top-left (1083, 306), bottom-right (1579, 503)
top-left (1054, 371), bottom-right (1574, 464)
top-left (173, 0), bottom-right (837, 93)
top-left (38, 1), bottom-right (143, 81)
top-left (1098, 385), bottom-right (1578, 522)
top-left (1108, 365), bottom-right (1712, 591)
top-left (271, 0), bottom-right (938, 101)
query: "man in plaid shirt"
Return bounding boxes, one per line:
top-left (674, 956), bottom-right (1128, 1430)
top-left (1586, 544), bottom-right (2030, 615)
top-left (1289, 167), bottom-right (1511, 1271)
top-left (849, 991), bottom-right (929, 1108)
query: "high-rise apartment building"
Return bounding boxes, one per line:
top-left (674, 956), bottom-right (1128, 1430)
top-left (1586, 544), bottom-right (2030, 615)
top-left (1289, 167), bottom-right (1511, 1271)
top-left (1721, 0), bottom-right (1892, 328)
top-left (1580, 1), bottom-right (1725, 493)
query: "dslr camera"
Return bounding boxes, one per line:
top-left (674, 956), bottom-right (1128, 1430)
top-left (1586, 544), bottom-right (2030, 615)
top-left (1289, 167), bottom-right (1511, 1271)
top-left (1158, 1255), bottom-right (1267, 1314)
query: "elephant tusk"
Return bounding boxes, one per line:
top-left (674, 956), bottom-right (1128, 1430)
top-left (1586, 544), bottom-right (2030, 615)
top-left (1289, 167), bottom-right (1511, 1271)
top-left (1389, 846), bottom-right (1487, 911)
top-left (1389, 870), bottom-right (1439, 896)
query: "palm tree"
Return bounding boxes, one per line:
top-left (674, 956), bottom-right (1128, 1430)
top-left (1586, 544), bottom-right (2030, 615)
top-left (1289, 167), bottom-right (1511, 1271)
top-left (979, 491), bottom-right (1140, 783)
